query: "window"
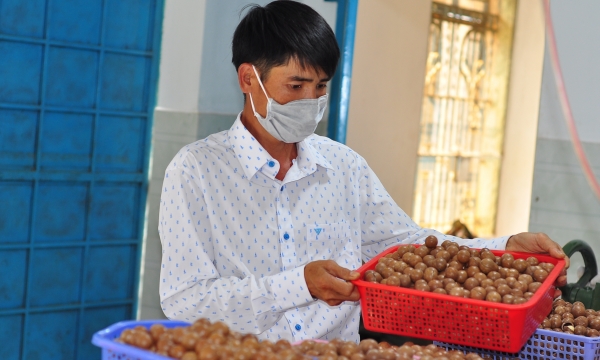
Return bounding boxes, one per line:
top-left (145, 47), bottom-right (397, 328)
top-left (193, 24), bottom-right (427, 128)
top-left (413, 0), bottom-right (516, 236)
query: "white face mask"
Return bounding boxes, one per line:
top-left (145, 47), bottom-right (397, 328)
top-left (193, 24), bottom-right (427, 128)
top-left (248, 65), bottom-right (328, 143)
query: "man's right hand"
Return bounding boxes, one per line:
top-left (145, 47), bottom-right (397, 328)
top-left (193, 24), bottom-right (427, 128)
top-left (304, 260), bottom-right (361, 306)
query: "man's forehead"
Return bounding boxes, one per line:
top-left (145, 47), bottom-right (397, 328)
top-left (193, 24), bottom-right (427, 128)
top-left (271, 61), bottom-right (328, 81)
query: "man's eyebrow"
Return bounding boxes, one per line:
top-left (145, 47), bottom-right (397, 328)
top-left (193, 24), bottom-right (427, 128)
top-left (289, 75), bottom-right (331, 82)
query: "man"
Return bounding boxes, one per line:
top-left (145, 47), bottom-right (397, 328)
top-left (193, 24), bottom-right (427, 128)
top-left (159, 0), bottom-right (568, 343)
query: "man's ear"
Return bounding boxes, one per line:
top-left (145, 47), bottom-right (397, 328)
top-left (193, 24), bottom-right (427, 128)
top-left (237, 63), bottom-right (254, 94)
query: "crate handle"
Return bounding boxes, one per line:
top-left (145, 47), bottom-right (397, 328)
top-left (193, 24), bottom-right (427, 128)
top-left (563, 239), bottom-right (598, 287)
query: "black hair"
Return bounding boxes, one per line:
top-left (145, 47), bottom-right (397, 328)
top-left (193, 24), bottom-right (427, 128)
top-left (232, 0), bottom-right (340, 81)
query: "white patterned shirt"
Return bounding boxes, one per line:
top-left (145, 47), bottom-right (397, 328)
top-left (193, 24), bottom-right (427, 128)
top-left (158, 114), bottom-right (510, 343)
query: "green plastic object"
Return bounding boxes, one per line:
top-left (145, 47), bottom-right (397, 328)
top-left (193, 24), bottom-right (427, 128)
top-left (559, 240), bottom-right (600, 310)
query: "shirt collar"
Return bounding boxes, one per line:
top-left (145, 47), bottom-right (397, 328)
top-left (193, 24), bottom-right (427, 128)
top-left (227, 114), bottom-right (333, 180)
top-left (295, 139), bottom-right (334, 174)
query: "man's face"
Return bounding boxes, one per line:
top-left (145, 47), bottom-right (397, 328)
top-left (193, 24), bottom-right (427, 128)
top-left (251, 59), bottom-right (329, 117)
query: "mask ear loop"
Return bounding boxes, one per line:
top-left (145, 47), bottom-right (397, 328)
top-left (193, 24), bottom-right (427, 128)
top-left (252, 65), bottom-right (269, 99)
top-left (249, 65), bottom-right (270, 119)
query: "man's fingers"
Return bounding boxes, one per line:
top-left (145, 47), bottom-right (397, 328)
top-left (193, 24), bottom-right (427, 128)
top-left (324, 287), bottom-right (360, 306)
top-left (326, 261), bottom-right (360, 281)
top-left (328, 276), bottom-right (356, 297)
top-left (348, 287), bottom-right (360, 302)
top-left (546, 241), bottom-right (565, 259)
top-left (305, 260), bottom-right (361, 305)
top-left (538, 234), bottom-right (570, 268)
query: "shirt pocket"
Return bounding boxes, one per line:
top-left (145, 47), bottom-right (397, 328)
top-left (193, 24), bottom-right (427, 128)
top-left (307, 220), bottom-right (351, 261)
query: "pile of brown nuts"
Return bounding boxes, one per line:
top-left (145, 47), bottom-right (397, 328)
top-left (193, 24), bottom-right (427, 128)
top-left (118, 318), bottom-right (489, 359)
top-left (363, 236), bottom-right (555, 304)
top-left (118, 319), bottom-right (308, 360)
top-left (540, 299), bottom-right (600, 337)
top-left (297, 339), bottom-right (487, 359)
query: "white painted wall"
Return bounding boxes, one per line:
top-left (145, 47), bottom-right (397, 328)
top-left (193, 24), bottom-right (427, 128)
top-left (156, 0), bottom-right (207, 112)
top-left (495, 1), bottom-right (545, 236)
top-left (346, 0), bottom-right (432, 214)
top-left (536, 0), bottom-right (600, 143)
top-left (530, 0), bottom-right (600, 284)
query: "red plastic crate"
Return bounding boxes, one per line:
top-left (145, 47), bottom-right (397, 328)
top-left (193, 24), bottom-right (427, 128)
top-left (352, 245), bottom-right (566, 353)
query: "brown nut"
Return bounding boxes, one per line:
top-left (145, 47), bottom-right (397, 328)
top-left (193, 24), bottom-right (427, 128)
top-left (449, 287), bottom-right (465, 297)
top-left (502, 294), bottom-right (515, 304)
top-left (572, 302), bottom-right (587, 318)
top-left (414, 246), bottom-right (430, 258)
top-left (574, 325), bottom-right (588, 336)
top-left (399, 274), bottom-right (412, 287)
top-left (422, 255), bottom-right (436, 268)
top-left (466, 266), bottom-right (480, 278)
top-left (470, 287), bottom-right (486, 300)
top-left (425, 235), bottom-right (438, 248)
top-left (415, 262), bottom-right (428, 272)
top-left (386, 274), bottom-right (401, 287)
top-left (528, 282), bottom-right (542, 293)
top-left (533, 268), bottom-right (549, 282)
top-left (445, 267), bottom-right (459, 281)
top-left (589, 317), bottom-right (600, 330)
top-left (497, 284), bottom-right (512, 297)
top-left (410, 269), bottom-right (424, 282)
top-left (506, 268), bottom-right (520, 278)
top-left (540, 262), bottom-right (555, 273)
top-left (457, 250), bottom-right (471, 264)
top-left (493, 278), bottom-right (507, 288)
top-left (587, 329), bottom-right (600, 337)
top-left (436, 250), bottom-right (451, 262)
top-left (434, 258), bottom-right (447, 272)
top-left (456, 270), bottom-right (468, 284)
top-left (518, 274), bottom-right (533, 285)
top-left (526, 256), bottom-right (539, 266)
top-left (479, 258), bottom-right (498, 274)
top-left (415, 279), bottom-right (431, 292)
top-left (500, 253), bottom-right (515, 268)
top-left (574, 316), bottom-right (589, 328)
top-left (512, 259), bottom-right (528, 273)
top-left (487, 271), bottom-right (502, 281)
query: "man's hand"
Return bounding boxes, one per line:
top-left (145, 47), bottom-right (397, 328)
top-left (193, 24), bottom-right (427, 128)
top-left (506, 232), bottom-right (570, 296)
top-left (304, 260), bottom-right (361, 306)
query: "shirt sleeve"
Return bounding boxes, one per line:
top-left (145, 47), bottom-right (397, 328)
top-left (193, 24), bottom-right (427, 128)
top-left (356, 157), bottom-right (510, 261)
top-left (158, 155), bottom-right (314, 334)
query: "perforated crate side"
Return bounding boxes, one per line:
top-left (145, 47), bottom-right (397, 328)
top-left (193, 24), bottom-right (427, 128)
top-left (435, 329), bottom-right (600, 360)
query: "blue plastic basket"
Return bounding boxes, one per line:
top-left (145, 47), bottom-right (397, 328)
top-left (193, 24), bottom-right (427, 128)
top-left (92, 320), bottom-right (190, 360)
top-left (435, 328), bottom-right (600, 360)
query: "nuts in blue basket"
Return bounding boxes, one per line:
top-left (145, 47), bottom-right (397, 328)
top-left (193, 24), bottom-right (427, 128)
top-left (541, 300), bottom-right (600, 337)
top-left (118, 319), bottom-right (311, 359)
top-left (367, 238), bottom-right (556, 305)
top-left (300, 339), bottom-right (487, 359)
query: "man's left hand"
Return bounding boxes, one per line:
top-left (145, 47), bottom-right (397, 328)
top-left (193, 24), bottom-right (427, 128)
top-left (506, 232), bottom-right (569, 297)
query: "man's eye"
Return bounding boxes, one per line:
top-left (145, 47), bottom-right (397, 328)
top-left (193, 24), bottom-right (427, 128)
top-left (317, 84), bottom-right (327, 89)
top-left (291, 84), bottom-right (302, 89)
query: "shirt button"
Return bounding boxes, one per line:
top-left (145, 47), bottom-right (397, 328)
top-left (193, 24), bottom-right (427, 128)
top-left (268, 160), bottom-right (275, 167)
top-left (283, 233), bottom-right (290, 240)
top-left (295, 324), bottom-right (301, 331)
